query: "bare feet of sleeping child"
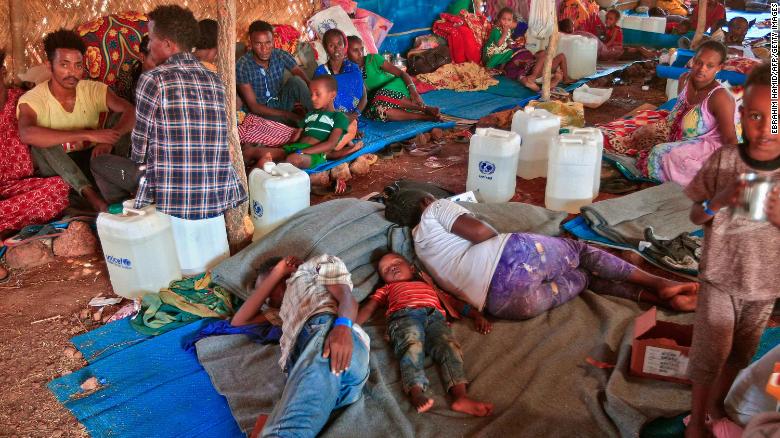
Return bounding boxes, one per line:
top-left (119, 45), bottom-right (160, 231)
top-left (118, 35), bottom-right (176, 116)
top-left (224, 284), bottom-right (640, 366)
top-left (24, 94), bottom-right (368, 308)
top-left (450, 384), bottom-right (494, 417)
top-left (410, 386), bottom-right (435, 413)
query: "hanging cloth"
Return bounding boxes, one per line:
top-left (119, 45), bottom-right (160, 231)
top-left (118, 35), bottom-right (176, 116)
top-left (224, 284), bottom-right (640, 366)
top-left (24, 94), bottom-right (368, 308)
top-left (527, 0), bottom-right (557, 40)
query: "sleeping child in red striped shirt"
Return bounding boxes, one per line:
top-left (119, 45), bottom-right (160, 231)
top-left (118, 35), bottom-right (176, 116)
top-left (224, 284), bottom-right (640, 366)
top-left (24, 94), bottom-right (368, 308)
top-left (356, 252), bottom-right (494, 416)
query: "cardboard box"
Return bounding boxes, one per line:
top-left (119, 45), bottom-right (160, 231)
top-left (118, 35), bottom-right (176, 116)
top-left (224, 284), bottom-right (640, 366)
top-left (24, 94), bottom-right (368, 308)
top-left (630, 307), bottom-right (693, 385)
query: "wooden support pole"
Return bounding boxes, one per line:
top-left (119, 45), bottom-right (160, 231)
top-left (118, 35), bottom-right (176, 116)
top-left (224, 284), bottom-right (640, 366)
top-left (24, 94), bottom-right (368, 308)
top-left (541, 17), bottom-right (559, 101)
top-left (691, 0), bottom-right (707, 48)
top-left (217, 0), bottom-right (253, 252)
top-left (9, 0), bottom-right (26, 79)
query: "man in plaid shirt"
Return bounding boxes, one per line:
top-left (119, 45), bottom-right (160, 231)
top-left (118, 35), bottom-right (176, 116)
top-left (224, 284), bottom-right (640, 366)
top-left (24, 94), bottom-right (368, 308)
top-left (129, 5), bottom-right (246, 220)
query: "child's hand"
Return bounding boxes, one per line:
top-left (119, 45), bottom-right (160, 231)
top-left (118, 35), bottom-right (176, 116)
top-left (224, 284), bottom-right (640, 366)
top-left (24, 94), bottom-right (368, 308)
top-left (291, 128), bottom-right (302, 142)
top-left (766, 186), bottom-right (780, 228)
top-left (273, 256), bottom-right (302, 277)
top-left (711, 178), bottom-right (744, 210)
top-left (473, 313), bottom-right (492, 335)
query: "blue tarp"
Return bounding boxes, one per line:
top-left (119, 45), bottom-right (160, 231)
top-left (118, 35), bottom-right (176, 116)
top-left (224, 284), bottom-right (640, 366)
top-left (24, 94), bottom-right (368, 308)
top-left (48, 319), bottom-right (244, 438)
top-left (360, 0), bottom-right (452, 55)
top-left (423, 62), bottom-right (636, 120)
top-left (305, 118), bottom-right (455, 174)
top-left (656, 65), bottom-right (747, 85)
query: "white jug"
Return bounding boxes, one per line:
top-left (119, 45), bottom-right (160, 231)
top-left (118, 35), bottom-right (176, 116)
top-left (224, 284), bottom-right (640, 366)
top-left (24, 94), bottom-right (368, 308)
top-left (622, 15), bottom-right (643, 31)
top-left (97, 204), bottom-right (181, 299)
top-left (556, 34), bottom-right (597, 80)
top-left (249, 162), bottom-right (311, 241)
top-left (666, 78), bottom-right (679, 100)
top-left (570, 127), bottom-right (605, 198)
top-left (511, 107), bottom-right (561, 179)
top-left (545, 134), bottom-right (600, 213)
top-left (165, 213), bottom-right (230, 276)
top-left (466, 127), bottom-right (521, 203)
top-left (641, 16), bottom-right (667, 33)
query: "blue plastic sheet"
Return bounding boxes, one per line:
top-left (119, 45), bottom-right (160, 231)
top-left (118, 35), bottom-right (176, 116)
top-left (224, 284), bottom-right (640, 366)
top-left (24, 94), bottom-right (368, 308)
top-left (360, 0), bottom-right (452, 54)
top-left (48, 319), bottom-right (244, 438)
top-left (305, 118), bottom-right (455, 174)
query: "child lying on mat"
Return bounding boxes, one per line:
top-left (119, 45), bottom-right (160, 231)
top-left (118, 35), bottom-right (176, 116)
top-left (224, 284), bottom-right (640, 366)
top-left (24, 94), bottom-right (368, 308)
top-left (356, 253), bottom-right (494, 416)
top-left (243, 75), bottom-right (363, 172)
top-left (233, 255), bottom-right (370, 437)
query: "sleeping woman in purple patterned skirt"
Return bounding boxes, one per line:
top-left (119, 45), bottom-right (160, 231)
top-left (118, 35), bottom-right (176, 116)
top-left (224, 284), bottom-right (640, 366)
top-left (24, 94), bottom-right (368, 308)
top-left (384, 191), bottom-right (699, 320)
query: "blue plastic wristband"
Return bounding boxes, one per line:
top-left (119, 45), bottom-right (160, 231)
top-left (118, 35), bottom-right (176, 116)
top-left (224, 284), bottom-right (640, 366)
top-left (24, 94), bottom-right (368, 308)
top-left (702, 200), bottom-right (716, 216)
top-left (334, 317), bottom-right (353, 329)
top-left (462, 304), bottom-right (472, 316)
top-left (296, 150), bottom-right (304, 155)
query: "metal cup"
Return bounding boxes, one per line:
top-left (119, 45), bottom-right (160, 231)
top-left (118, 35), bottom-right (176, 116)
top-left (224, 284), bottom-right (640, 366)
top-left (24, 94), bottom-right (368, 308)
top-left (732, 173), bottom-right (777, 222)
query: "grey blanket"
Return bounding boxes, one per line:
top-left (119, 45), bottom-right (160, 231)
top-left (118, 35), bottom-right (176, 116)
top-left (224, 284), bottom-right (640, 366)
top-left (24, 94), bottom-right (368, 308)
top-left (212, 199), bottom-right (567, 302)
top-left (581, 182), bottom-right (699, 245)
top-left (196, 295), bottom-right (693, 437)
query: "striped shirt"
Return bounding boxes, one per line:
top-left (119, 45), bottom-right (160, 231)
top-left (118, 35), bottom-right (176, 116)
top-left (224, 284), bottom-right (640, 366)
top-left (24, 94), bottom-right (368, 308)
top-left (278, 255), bottom-right (352, 370)
top-left (370, 281), bottom-right (445, 317)
top-left (131, 52), bottom-right (246, 220)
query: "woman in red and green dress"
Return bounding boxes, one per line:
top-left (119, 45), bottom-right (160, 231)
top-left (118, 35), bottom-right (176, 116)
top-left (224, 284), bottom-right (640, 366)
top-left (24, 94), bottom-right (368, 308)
top-left (346, 36), bottom-right (441, 122)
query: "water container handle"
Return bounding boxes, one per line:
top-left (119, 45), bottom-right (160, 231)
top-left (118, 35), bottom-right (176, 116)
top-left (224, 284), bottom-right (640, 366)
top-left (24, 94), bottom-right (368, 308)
top-left (559, 136), bottom-right (585, 145)
top-left (272, 167), bottom-right (290, 177)
top-left (123, 207), bottom-right (147, 216)
top-left (478, 127), bottom-right (519, 140)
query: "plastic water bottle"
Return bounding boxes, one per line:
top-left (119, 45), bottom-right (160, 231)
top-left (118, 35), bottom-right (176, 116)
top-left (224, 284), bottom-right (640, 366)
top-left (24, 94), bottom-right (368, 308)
top-left (511, 107), bottom-right (561, 179)
top-left (165, 213), bottom-right (230, 277)
top-left (545, 134), bottom-right (600, 213)
top-left (556, 34), bottom-right (598, 79)
top-left (466, 128), bottom-right (521, 203)
top-left (570, 127), bottom-right (605, 198)
top-left (96, 204), bottom-right (181, 299)
top-left (249, 162), bottom-right (311, 241)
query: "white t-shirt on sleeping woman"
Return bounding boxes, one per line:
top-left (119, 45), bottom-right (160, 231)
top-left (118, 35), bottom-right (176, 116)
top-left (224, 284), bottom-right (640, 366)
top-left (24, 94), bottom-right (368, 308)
top-left (412, 199), bottom-right (510, 311)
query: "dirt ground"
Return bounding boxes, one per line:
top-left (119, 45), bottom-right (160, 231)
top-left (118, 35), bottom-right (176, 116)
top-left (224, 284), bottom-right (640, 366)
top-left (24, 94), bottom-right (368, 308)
top-left (0, 65), bottom-right (674, 437)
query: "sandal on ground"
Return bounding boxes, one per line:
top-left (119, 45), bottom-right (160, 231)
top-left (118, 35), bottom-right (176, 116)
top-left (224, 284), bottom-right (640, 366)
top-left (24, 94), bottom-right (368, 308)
top-left (363, 153), bottom-right (379, 165)
top-left (311, 179), bottom-right (353, 196)
top-left (378, 147), bottom-right (395, 159)
top-left (408, 144), bottom-right (443, 157)
top-left (390, 143), bottom-right (404, 157)
top-left (600, 177), bottom-right (639, 194)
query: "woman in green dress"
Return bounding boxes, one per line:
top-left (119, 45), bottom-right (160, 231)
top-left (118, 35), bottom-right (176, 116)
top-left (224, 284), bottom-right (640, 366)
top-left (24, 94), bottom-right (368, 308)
top-left (346, 36), bottom-right (441, 122)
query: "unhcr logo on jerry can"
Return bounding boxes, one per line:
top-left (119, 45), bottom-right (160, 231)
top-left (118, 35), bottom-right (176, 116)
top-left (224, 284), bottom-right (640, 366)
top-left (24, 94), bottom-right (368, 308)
top-left (252, 200), bottom-right (264, 218)
top-left (106, 255), bottom-right (132, 270)
top-left (478, 160), bottom-right (496, 180)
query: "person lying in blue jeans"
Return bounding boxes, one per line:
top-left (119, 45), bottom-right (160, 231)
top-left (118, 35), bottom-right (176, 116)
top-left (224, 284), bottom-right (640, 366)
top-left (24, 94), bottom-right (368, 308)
top-left (232, 254), bottom-right (369, 438)
top-left (356, 253), bottom-right (494, 416)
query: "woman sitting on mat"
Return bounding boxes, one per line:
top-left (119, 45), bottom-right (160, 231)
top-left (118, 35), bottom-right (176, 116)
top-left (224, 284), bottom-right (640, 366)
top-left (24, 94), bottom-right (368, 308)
top-left (346, 36), bottom-right (441, 122)
top-left (314, 29), bottom-right (365, 150)
top-left (385, 191), bottom-right (699, 321)
top-left (631, 41), bottom-right (739, 186)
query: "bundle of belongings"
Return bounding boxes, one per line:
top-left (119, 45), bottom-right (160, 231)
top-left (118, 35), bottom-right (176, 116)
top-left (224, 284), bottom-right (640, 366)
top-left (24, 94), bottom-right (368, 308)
top-left (579, 182), bottom-right (703, 274)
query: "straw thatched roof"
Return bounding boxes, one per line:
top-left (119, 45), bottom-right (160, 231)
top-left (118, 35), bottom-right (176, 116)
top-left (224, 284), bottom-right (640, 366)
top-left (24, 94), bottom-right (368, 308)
top-left (1, 0), bottom-right (317, 79)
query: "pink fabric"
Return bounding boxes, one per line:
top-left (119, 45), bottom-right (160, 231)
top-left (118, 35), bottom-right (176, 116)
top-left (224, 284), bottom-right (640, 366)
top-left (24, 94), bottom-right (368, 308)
top-left (354, 8), bottom-right (394, 49)
top-left (322, 0), bottom-right (358, 14)
top-left (352, 17), bottom-right (379, 54)
top-left (238, 114), bottom-right (296, 146)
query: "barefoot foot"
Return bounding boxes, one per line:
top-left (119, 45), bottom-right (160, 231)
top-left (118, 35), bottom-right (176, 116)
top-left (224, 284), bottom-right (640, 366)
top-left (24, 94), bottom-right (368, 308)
top-left (451, 396), bottom-right (494, 417)
top-left (657, 280), bottom-right (699, 300)
top-left (669, 294), bottom-right (697, 312)
top-left (520, 76), bottom-right (540, 92)
top-left (410, 386), bottom-right (434, 413)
